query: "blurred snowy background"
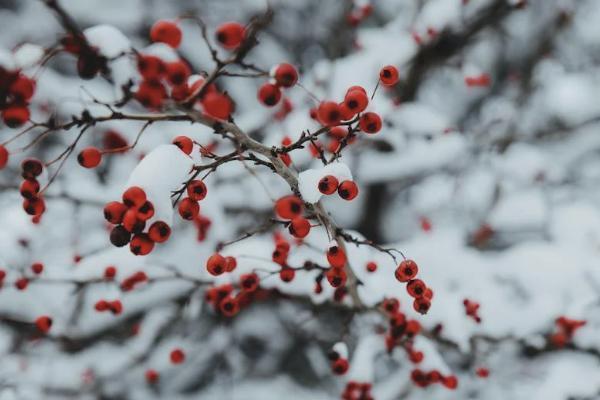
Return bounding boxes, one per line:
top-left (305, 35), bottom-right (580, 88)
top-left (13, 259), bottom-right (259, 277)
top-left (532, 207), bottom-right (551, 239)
top-left (2, 0), bottom-right (600, 399)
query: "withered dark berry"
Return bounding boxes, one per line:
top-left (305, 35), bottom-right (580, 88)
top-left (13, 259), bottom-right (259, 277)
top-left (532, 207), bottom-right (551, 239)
top-left (21, 158), bottom-right (43, 179)
top-left (110, 225), bottom-right (131, 247)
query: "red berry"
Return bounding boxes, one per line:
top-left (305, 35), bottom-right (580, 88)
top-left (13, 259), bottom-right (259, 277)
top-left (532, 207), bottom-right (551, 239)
top-left (406, 279), bottom-right (426, 298)
top-left (77, 147), bottom-right (102, 168)
top-left (178, 197), bottom-right (200, 220)
top-left (170, 348), bottom-right (185, 364)
top-left (122, 209), bottom-right (145, 233)
top-left (329, 126), bottom-right (348, 140)
top-left (279, 267), bottom-right (295, 282)
top-left (2, 105), bottom-right (30, 128)
top-left (23, 196), bottom-right (45, 216)
top-left (104, 266), bottom-right (117, 279)
top-left (382, 298), bottom-right (400, 314)
top-left (275, 195), bottom-right (303, 219)
top-left (338, 102), bottom-right (356, 121)
top-left (148, 221), bottom-right (171, 243)
top-left (215, 22), bottom-right (245, 49)
top-left (413, 297), bottom-right (431, 314)
top-left (318, 175), bottom-right (339, 195)
top-left (326, 268), bottom-right (347, 288)
top-left (104, 201), bottom-right (127, 224)
top-left (166, 60), bottom-right (191, 86)
top-left (109, 300), bottom-right (123, 314)
top-left (257, 82), bottom-right (281, 107)
top-left (225, 256), bottom-right (237, 272)
top-left (145, 369), bottom-right (159, 383)
top-left (442, 375), bottom-right (458, 389)
top-left (476, 367), bottom-right (489, 378)
top-left (122, 186), bottom-right (147, 208)
top-left (327, 245), bottom-right (347, 268)
top-left (317, 101), bottom-right (342, 126)
top-left (332, 358), bottom-right (349, 375)
top-left (10, 74), bottom-right (36, 101)
top-left (187, 180), bottom-right (208, 201)
top-left (359, 112), bottom-right (382, 133)
top-left (21, 158), bottom-right (43, 179)
top-left (202, 92), bottom-right (233, 120)
top-left (395, 259), bottom-right (418, 282)
top-left (20, 179), bottom-right (40, 199)
top-left (173, 135), bottom-right (193, 154)
top-left (135, 80), bottom-right (166, 109)
top-left (150, 20), bottom-right (182, 48)
top-left (103, 129), bottom-right (128, 152)
top-left (219, 296), bottom-right (240, 317)
top-left (344, 89), bottom-right (368, 113)
top-left (379, 65), bottom-right (399, 86)
top-left (15, 277), bottom-right (29, 290)
top-left (95, 300), bottom-right (109, 311)
top-left (289, 217), bottom-right (311, 238)
top-left (0, 145), bottom-right (8, 169)
top-left (130, 233), bottom-right (155, 256)
top-left (136, 201), bottom-right (155, 221)
top-left (337, 180), bottom-right (359, 200)
top-left (240, 273), bottom-right (259, 292)
top-left (271, 63), bottom-right (298, 87)
top-left (35, 315), bottom-right (52, 333)
top-left (206, 253), bottom-right (227, 276)
top-left (137, 55), bottom-right (166, 81)
top-left (31, 262), bottom-right (43, 274)
top-left (366, 261), bottom-right (377, 272)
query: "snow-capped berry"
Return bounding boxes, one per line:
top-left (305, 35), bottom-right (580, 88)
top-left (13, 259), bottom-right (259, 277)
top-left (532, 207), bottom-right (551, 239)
top-left (327, 245), bottom-right (347, 268)
top-left (406, 279), bottom-right (426, 298)
top-left (104, 201), bottom-right (127, 224)
top-left (148, 221), bottom-right (171, 243)
top-left (172, 136), bottom-right (193, 154)
top-left (318, 175), bottom-right (339, 195)
top-left (170, 348), bottom-right (185, 364)
top-left (359, 112), bottom-right (382, 133)
top-left (289, 217), bottom-right (311, 238)
top-left (178, 197), bottom-right (200, 220)
top-left (150, 20), bottom-right (182, 48)
top-left (166, 60), bottom-right (191, 86)
top-left (110, 225), bottom-right (131, 247)
top-left (23, 196), bottom-right (45, 216)
top-left (130, 233), bottom-right (154, 256)
top-left (35, 315), bottom-right (52, 333)
top-left (215, 22), bottom-right (245, 49)
top-left (0, 145), bottom-right (8, 169)
top-left (77, 147), bottom-right (102, 168)
top-left (275, 195), bottom-right (303, 219)
top-left (21, 158), bottom-right (43, 179)
top-left (413, 297), bottom-right (431, 314)
top-left (271, 63), bottom-right (298, 87)
top-left (31, 262), bottom-right (43, 274)
top-left (20, 179), bottom-right (40, 199)
top-left (240, 273), bottom-right (259, 292)
top-left (332, 358), bottom-right (349, 375)
top-left (258, 82), bottom-right (282, 107)
top-left (395, 259), bottom-right (418, 282)
top-left (317, 101), bottom-right (342, 126)
top-left (202, 92), bottom-right (233, 120)
top-left (187, 180), bottom-right (208, 201)
top-left (344, 89), bottom-right (368, 113)
top-left (338, 180), bottom-right (359, 200)
top-left (326, 267), bottom-right (347, 288)
top-left (136, 201), bottom-right (155, 221)
top-left (379, 65), bottom-right (399, 86)
top-left (2, 105), bottom-right (30, 128)
top-left (206, 253), bottom-right (227, 276)
top-left (122, 186), bottom-right (146, 208)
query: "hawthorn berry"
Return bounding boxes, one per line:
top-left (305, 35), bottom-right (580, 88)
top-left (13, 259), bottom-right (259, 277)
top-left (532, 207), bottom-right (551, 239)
top-left (326, 267), bottom-right (347, 288)
top-left (130, 233), bottom-right (154, 256)
top-left (379, 65), bottom-right (399, 86)
top-left (20, 179), bottom-right (40, 199)
top-left (206, 253), bottom-right (227, 276)
top-left (359, 112), bottom-right (382, 134)
top-left (271, 63), bottom-right (298, 87)
top-left (135, 80), bottom-right (166, 109)
top-left (137, 54), bottom-right (166, 81)
top-left (148, 221), bottom-right (171, 243)
top-left (10, 74), bottom-right (36, 101)
top-left (122, 186), bottom-right (147, 208)
top-left (166, 60), bottom-right (191, 86)
top-left (23, 196), bottom-right (45, 216)
top-left (110, 225), bottom-right (131, 247)
top-left (476, 367), bottom-right (489, 378)
top-left (225, 256), bottom-right (237, 272)
top-left (150, 20), bottom-right (182, 48)
top-left (136, 201), bottom-right (155, 221)
top-left (77, 147), bottom-right (102, 168)
top-left (327, 244), bottom-right (347, 268)
top-left (382, 298), bottom-right (400, 314)
top-left (31, 262), bottom-right (43, 274)
top-left (289, 217), bottom-right (311, 238)
top-left (318, 175), bottom-right (339, 195)
top-left (21, 158), bottom-right (43, 179)
top-left (274, 195), bottom-right (303, 219)
top-left (103, 130), bottom-right (128, 151)
top-left (337, 180), bottom-right (359, 200)
top-left (413, 297), bottom-right (431, 314)
top-left (442, 375), bottom-right (458, 389)
top-left (172, 135), bottom-right (193, 154)
top-left (122, 209), bottom-right (145, 233)
top-left (35, 316), bottom-right (52, 333)
top-left (2, 105), bottom-right (30, 128)
top-left (240, 273), bottom-right (259, 292)
top-left (0, 145), bottom-right (8, 169)
top-left (395, 259), bottom-right (418, 282)
top-left (202, 92), bottom-right (233, 120)
top-left (170, 348), bottom-right (185, 364)
top-left (344, 89), bottom-right (368, 113)
top-left (15, 277), bottom-right (29, 290)
top-left (215, 22), bottom-right (245, 49)
top-left (104, 201), bottom-right (127, 224)
top-left (104, 266), bottom-right (117, 279)
top-left (329, 126), bottom-right (348, 140)
top-left (366, 261), bottom-right (377, 272)
top-left (406, 279), bottom-right (426, 298)
top-left (279, 267), bottom-right (295, 282)
top-left (109, 300), bottom-right (123, 314)
top-left (332, 358), bottom-right (349, 375)
top-left (187, 180), bottom-right (208, 201)
top-left (178, 197), bottom-right (200, 220)
top-left (317, 101), bottom-right (342, 126)
top-left (257, 82), bottom-right (282, 107)
top-left (145, 369), bottom-right (159, 384)
top-left (219, 295), bottom-right (240, 317)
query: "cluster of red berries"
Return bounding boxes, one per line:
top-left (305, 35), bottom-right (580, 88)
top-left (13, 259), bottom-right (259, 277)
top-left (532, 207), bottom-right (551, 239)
top-left (205, 279), bottom-right (271, 318)
top-left (274, 195), bottom-right (312, 239)
top-left (342, 381), bottom-right (373, 400)
top-left (318, 175), bottom-right (359, 201)
top-left (270, 233), bottom-right (297, 282)
top-left (328, 348), bottom-right (350, 375)
top-left (411, 369), bottom-right (458, 390)
top-left (463, 298), bottom-right (482, 323)
top-left (177, 179), bottom-right (208, 220)
top-left (324, 243), bottom-right (348, 289)
top-left (549, 316), bottom-right (586, 348)
top-left (394, 259), bottom-right (432, 314)
top-left (19, 158), bottom-right (46, 219)
top-left (257, 63), bottom-right (298, 107)
top-left (104, 186), bottom-right (171, 255)
top-left (381, 298), bottom-right (423, 353)
top-left (0, 67), bottom-right (35, 129)
top-left (94, 299), bottom-right (123, 315)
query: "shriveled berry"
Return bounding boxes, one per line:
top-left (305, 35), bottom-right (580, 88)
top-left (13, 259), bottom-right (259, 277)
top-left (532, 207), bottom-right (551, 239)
top-left (110, 225), bottom-right (131, 247)
top-left (21, 158), bottom-right (43, 179)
